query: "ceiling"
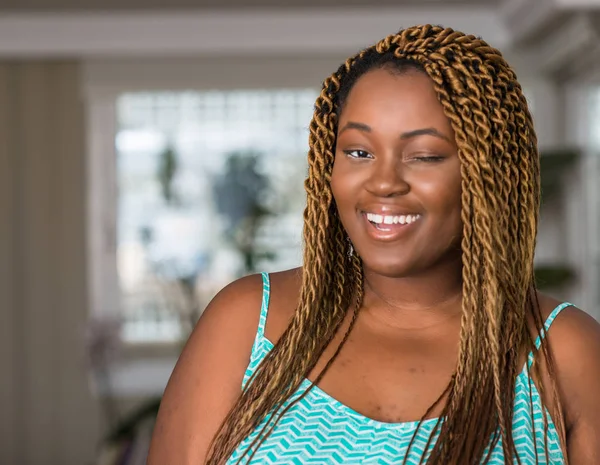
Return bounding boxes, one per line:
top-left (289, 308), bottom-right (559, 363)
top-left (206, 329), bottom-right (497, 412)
top-left (0, 0), bottom-right (499, 12)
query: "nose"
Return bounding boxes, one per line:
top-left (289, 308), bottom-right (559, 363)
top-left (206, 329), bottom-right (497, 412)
top-left (364, 157), bottom-right (410, 198)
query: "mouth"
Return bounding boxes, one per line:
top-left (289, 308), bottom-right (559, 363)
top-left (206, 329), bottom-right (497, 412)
top-left (361, 211), bottom-right (421, 241)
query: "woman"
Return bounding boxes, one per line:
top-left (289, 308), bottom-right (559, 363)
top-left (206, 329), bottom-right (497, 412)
top-left (148, 25), bottom-right (600, 464)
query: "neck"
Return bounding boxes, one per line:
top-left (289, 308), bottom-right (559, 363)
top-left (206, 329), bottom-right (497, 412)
top-left (361, 258), bottom-right (463, 329)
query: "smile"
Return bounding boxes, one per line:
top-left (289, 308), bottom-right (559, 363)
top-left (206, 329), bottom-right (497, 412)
top-left (361, 212), bottom-right (421, 241)
top-left (365, 213), bottom-right (420, 226)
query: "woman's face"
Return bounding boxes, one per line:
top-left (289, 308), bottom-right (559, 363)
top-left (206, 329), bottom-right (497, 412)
top-left (331, 67), bottom-right (463, 278)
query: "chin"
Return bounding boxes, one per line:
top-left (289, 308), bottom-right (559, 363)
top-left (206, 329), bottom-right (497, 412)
top-left (360, 256), bottom-right (417, 279)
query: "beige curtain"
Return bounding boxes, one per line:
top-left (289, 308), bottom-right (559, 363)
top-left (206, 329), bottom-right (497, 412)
top-left (0, 61), bottom-right (101, 465)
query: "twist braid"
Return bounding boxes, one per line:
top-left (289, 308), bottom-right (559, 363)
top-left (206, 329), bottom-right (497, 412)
top-left (206, 25), bottom-right (568, 465)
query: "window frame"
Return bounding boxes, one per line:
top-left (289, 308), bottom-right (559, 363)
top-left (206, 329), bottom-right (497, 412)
top-left (83, 56), bottom-right (345, 395)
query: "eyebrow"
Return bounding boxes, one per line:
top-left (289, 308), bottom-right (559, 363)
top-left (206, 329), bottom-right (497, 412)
top-left (339, 121), bottom-right (451, 143)
top-left (339, 121), bottom-right (371, 134)
top-left (400, 128), bottom-right (451, 143)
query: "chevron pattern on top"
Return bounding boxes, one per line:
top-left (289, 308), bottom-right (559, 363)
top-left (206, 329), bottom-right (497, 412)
top-left (226, 273), bottom-right (568, 464)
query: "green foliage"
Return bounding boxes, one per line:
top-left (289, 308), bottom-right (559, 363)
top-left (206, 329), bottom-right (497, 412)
top-left (536, 148), bottom-right (579, 291)
top-left (104, 397), bottom-right (161, 443)
top-left (157, 144), bottom-right (179, 205)
top-left (540, 148), bottom-right (580, 203)
top-left (534, 264), bottom-right (575, 290)
top-left (213, 151), bottom-right (276, 274)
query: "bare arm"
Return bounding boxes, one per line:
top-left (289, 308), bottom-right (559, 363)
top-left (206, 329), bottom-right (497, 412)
top-left (147, 274), bottom-right (263, 465)
top-left (549, 307), bottom-right (600, 463)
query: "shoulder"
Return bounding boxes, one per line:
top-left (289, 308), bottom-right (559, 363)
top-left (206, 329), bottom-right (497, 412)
top-left (535, 292), bottom-right (600, 457)
top-left (534, 293), bottom-right (600, 384)
top-left (196, 267), bottom-right (302, 345)
top-left (192, 266), bottom-right (302, 348)
top-left (148, 269), bottom-right (304, 464)
top-left (263, 267), bottom-right (303, 343)
top-left (182, 272), bottom-right (270, 365)
top-left (197, 272), bottom-right (267, 342)
top-left (534, 292), bottom-right (600, 394)
top-left (147, 273), bottom-right (269, 464)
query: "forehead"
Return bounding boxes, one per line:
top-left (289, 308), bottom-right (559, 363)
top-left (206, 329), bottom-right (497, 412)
top-left (338, 68), bottom-right (453, 135)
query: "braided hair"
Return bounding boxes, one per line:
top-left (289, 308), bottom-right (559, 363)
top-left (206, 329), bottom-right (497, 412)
top-left (206, 25), bottom-right (568, 464)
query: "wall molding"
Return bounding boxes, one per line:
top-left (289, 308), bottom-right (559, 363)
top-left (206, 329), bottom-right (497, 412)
top-left (501, 0), bottom-right (600, 45)
top-left (534, 13), bottom-right (600, 80)
top-left (501, 0), bottom-right (564, 44)
top-left (0, 8), bottom-right (507, 57)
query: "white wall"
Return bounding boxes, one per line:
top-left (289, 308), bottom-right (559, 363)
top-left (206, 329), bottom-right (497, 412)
top-left (0, 7), bottom-right (508, 58)
top-left (0, 62), bottom-right (102, 465)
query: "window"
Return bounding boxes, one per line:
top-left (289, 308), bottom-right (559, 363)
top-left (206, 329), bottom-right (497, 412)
top-left (587, 90), bottom-right (600, 312)
top-left (114, 90), bottom-right (318, 343)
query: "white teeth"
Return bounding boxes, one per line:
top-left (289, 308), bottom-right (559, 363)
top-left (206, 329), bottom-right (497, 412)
top-left (366, 213), bottom-right (420, 225)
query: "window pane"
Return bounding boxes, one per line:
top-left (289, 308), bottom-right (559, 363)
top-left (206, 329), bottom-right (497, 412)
top-left (115, 89), bottom-right (318, 343)
top-left (589, 90), bottom-right (600, 310)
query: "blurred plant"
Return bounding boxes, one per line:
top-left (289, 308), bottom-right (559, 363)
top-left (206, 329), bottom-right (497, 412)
top-left (213, 151), bottom-right (276, 273)
top-left (535, 147), bottom-right (579, 293)
top-left (84, 315), bottom-right (124, 432)
top-left (534, 264), bottom-right (575, 290)
top-left (94, 151), bottom-right (282, 462)
top-left (88, 274), bottom-right (197, 464)
top-left (157, 143), bottom-right (179, 206)
top-left (540, 147), bottom-right (580, 204)
top-left (177, 273), bottom-right (203, 332)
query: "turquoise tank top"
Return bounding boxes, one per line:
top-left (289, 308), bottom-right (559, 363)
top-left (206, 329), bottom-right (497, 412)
top-left (227, 272), bottom-right (569, 464)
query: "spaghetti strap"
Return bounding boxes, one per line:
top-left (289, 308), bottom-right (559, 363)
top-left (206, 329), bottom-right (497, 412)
top-left (256, 272), bottom-right (271, 340)
top-left (241, 272), bottom-right (272, 391)
top-left (527, 302), bottom-right (574, 369)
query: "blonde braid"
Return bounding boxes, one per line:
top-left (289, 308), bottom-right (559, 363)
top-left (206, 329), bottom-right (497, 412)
top-left (207, 25), bottom-right (566, 464)
top-left (206, 71), bottom-right (356, 465)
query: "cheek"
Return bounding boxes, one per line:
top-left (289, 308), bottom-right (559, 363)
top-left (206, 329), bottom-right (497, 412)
top-left (440, 176), bottom-right (462, 209)
top-left (440, 178), bottom-right (463, 232)
top-left (420, 177), bottom-right (459, 201)
top-left (330, 159), bottom-right (355, 209)
top-left (330, 163), bottom-right (362, 236)
top-left (442, 186), bottom-right (462, 221)
top-left (330, 164), bottom-right (342, 205)
top-left (330, 165), bottom-right (348, 219)
top-left (414, 170), bottom-right (462, 222)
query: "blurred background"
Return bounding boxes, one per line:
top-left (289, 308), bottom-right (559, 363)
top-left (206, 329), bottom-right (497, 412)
top-left (1, 0), bottom-right (600, 464)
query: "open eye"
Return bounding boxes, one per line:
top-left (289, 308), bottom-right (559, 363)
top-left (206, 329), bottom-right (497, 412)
top-left (343, 149), bottom-right (373, 159)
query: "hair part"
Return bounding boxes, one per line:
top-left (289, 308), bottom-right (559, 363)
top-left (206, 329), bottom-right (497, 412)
top-left (206, 24), bottom-right (568, 465)
top-left (334, 51), bottom-right (427, 115)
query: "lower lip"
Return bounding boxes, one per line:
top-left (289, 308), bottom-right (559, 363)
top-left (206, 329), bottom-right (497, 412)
top-left (361, 213), bottom-right (419, 241)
